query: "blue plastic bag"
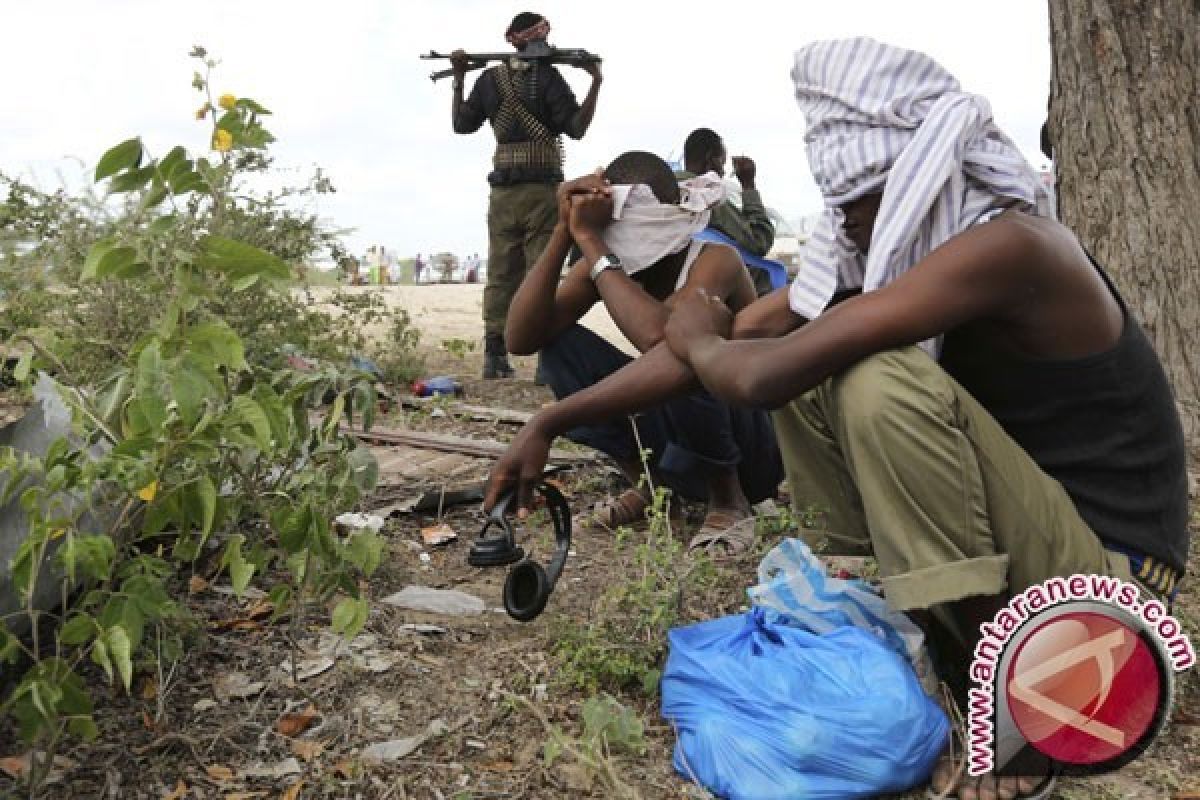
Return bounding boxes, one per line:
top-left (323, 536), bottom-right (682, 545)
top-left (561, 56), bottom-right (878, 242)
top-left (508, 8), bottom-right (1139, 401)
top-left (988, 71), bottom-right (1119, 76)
top-left (749, 538), bottom-right (936, 692)
top-left (661, 608), bottom-right (948, 799)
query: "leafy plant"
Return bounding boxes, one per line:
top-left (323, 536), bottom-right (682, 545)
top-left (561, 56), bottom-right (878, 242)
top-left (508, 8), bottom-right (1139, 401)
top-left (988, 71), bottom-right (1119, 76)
top-left (0, 48), bottom-right (386, 794)
top-left (552, 440), bottom-right (715, 695)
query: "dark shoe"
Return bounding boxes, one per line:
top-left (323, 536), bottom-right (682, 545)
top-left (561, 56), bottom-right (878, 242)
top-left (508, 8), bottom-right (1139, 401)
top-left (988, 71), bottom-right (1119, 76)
top-left (482, 352), bottom-right (515, 380)
top-left (533, 354), bottom-right (547, 386)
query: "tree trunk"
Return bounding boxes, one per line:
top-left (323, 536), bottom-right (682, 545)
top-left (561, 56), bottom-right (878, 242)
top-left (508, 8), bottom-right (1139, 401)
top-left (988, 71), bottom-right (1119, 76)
top-left (1048, 0), bottom-right (1200, 448)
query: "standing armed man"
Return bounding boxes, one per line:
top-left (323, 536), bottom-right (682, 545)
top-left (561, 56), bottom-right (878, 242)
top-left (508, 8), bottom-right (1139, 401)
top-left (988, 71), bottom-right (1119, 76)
top-left (450, 11), bottom-right (603, 379)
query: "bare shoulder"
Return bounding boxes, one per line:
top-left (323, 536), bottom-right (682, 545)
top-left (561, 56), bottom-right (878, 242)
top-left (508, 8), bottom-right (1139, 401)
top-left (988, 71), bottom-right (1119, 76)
top-left (693, 242), bottom-right (742, 272)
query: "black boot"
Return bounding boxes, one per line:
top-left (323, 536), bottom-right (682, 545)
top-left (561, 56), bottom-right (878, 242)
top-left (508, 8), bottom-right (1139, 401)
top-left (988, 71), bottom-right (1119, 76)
top-left (482, 334), bottom-right (515, 380)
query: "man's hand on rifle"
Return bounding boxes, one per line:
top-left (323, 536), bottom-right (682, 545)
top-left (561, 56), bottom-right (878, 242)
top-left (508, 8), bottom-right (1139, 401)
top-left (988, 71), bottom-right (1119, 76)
top-left (450, 49), bottom-right (470, 80)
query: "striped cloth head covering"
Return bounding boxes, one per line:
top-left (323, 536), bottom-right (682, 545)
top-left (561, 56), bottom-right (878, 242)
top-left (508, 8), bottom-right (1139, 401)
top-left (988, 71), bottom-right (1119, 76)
top-left (788, 37), bottom-right (1052, 335)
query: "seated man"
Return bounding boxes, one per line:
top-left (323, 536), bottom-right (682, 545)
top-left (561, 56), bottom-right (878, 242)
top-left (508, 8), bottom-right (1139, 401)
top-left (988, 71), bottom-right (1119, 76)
top-left (486, 150), bottom-right (783, 556)
top-left (677, 128), bottom-right (777, 296)
top-left (665, 38), bottom-right (1188, 800)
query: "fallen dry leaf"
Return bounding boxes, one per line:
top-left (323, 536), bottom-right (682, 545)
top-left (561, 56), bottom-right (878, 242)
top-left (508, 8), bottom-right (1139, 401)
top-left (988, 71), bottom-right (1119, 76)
top-left (205, 764), bottom-right (236, 783)
top-left (188, 574), bottom-right (209, 594)
top-left (276, 704), bottom-right (318, 737)
top-left (214, 672), bottom-right (265, 700)
top-left (243, 598), bottom-right (274, 619)
top-left (0, 752), bottom-right (75, 784)
top-left (361, 719), bottom-right (448, 766)
top-left (279, 780), bottom-right (304, 800)
top-left (163, 779), bottom-right (188, 800)
top-left (241, 758), bottom-right (302, 779)
top-left (0, 755), bottom-right (28, 779)
top-left (420, 522), bottom-right (458, 546)
top-left (142, 710), bottom-right (158, 731)
top-left (482, 759), bottom-right (515, 772)
top-left (224, 793), bottom-right (268, 800)
top-left (141, 677), bottom-right (160, 700)
top-left (332, 759), bottom-right (356, 780)
top-left (290, 739), bottom-right (326, 762)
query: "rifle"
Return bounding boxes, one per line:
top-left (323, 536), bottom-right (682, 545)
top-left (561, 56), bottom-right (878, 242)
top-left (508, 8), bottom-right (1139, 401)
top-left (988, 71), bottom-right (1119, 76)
top-left (421, 40), bottom-right (601, 82)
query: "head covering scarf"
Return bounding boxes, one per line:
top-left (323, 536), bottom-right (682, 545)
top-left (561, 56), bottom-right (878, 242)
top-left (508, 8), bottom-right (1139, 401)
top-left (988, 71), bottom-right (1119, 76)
top-left (601, 173), bottom-right (726, 274)
top-left (506, 17), bottom-right (551, 47)
top-left (788, 37), bottom-right (1052, 341)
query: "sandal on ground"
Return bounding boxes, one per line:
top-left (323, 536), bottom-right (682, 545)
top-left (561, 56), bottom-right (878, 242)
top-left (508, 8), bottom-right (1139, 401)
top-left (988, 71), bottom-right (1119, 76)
top-left (687, 511), bottom-right (757, 559)
top-left (575, 488), bottom-right (649, 532)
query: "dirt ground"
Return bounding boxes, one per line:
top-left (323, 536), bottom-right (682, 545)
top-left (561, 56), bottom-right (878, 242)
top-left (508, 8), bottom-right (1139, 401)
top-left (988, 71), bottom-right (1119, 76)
top-left (1, 286), bottom-right (1198, 800)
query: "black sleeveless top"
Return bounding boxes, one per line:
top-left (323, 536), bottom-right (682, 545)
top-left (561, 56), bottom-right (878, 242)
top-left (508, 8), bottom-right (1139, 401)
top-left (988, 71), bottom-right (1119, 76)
top-left (939, 261), bottom-right (1189, 573)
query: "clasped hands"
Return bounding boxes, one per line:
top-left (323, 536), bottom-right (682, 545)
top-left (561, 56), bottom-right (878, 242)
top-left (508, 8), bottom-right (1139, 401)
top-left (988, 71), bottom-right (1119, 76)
top-left (556, 170), bottom-right (613, 242)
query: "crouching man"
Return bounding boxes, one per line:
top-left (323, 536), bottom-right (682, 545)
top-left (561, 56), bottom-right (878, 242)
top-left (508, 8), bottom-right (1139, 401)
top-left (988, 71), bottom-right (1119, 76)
top-left (665, 38), bottom-right (1189, 800)
top-left (485, 151), bottom-right (782, 557)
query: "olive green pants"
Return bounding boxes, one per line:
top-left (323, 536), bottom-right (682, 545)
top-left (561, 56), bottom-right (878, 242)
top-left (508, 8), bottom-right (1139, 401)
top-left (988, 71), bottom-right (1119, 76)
top-left (771, 346), bottom-right (1133, 613)
top-left (484, 183), bottom-right (559, 338)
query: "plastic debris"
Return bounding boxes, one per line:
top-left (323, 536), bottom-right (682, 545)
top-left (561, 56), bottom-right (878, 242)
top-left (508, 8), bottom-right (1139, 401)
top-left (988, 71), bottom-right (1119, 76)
top-left (381, 586), bottom-right (485, 615)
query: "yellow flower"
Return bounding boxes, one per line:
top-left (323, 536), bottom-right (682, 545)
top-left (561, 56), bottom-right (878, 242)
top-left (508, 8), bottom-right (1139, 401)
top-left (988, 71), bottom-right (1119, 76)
top-left (212, 129), bottom-right (234, 152)
top-left (218, 93), bottom-right (237, 111)
top-left (136, 480), bottom-right (159, 502)
top-left (194, 103), bottom-right (211, 120)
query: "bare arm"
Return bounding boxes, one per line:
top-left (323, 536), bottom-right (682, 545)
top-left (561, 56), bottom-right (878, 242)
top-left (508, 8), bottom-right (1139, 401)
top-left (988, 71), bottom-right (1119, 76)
top-left (505, 224), bottom-right (598, 355)
top-left (674, 218), bottom-right (1040, 408)
top-left (484, 342), bottom-right (698, 512)
top-left (731, 286), bottom-right (805, 339)
top-left (567, 190), bottom-right (756, 351)
top-left (565, 64), bottom-right (603, 139)
top-left (449, 51), bottom-right (486, 134)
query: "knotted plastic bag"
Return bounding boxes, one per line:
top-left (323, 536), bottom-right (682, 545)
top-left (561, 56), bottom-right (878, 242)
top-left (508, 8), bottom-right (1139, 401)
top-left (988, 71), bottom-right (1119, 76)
top-left (749, 538), bottom-right (937, 693)
top-left (661, 608), bottom-right (948, 800)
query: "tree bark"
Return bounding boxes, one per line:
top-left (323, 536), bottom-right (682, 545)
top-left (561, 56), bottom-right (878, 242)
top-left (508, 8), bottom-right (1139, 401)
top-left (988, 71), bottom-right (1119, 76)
top-left (1048, 0), bottom-right (1200, 447)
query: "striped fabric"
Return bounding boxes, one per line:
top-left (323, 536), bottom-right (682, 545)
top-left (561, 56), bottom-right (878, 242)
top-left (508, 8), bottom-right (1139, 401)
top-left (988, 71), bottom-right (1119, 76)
top-left (788, 38), bottom-right (1053, 344)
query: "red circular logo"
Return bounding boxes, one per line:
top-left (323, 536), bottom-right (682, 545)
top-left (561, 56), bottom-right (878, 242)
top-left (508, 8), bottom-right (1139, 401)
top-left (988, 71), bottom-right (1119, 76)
top-left (1005, 610), bottom-right (1162, 766)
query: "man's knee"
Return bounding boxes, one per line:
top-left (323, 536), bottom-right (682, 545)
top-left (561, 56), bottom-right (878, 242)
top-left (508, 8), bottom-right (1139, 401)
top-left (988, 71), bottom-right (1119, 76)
top-left (826, 347), bottom-right (954, 435)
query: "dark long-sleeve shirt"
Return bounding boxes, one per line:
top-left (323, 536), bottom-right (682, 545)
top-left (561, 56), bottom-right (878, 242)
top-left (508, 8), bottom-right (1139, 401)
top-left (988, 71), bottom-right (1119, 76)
top-left (454, 63), bottom-right (584, 186)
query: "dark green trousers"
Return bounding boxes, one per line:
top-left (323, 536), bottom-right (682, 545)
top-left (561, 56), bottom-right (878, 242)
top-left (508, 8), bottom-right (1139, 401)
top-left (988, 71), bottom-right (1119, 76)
top-left (484, 183), bottom-right (558, 339)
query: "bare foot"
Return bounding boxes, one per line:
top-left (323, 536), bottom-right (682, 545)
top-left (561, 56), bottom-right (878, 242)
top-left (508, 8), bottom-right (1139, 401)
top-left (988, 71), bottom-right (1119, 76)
top-left (929, 750), bottom-right (1053, 800)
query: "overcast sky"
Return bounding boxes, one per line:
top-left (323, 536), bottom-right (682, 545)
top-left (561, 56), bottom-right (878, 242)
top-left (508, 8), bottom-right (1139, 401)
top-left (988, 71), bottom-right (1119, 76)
top-left (1, 1), bottom-right (1053, 261)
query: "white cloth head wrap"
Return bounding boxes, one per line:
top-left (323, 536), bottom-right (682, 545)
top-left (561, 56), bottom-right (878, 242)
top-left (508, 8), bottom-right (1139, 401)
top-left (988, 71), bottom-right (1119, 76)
top-left (601, 172), bottom-right (726, 274)
top-left (788, 37), bottom-right (1053, 333)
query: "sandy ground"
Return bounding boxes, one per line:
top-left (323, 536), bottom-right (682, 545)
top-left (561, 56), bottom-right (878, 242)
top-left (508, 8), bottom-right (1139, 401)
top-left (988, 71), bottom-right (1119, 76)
top-left (321, 283), bottom-right (638, 357)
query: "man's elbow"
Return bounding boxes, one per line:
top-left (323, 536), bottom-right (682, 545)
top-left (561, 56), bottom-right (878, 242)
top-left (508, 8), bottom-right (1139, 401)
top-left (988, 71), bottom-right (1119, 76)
top-left (504, 326), bottom-right (539, 356)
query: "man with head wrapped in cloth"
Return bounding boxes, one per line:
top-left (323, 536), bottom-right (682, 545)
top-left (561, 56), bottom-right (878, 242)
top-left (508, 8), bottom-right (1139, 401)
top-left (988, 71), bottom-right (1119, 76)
top-left (483, 151), bottom-right (783, 558)
top-left (664, 38), bottom-right (1188, 800)
top-left (450, 12), bottom-right (603, 379)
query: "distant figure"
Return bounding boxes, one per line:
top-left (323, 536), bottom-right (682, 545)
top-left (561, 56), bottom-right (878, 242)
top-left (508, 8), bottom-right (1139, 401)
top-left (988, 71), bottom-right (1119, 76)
top-left (677, 128), bottom-right (777, 296)
top-left (377, 245), bottom-right (391, 285)
top-left (466, 252), bottom-right (481, 283)
top-left (414, 252), bottom-right (425, 285)
top-left (450, 11), bottom-right (604, 379)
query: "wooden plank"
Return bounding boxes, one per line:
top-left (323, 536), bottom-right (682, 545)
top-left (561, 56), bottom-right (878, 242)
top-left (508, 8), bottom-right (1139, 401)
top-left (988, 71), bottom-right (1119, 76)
top-left (346, 425), bottom-right (596, 464)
